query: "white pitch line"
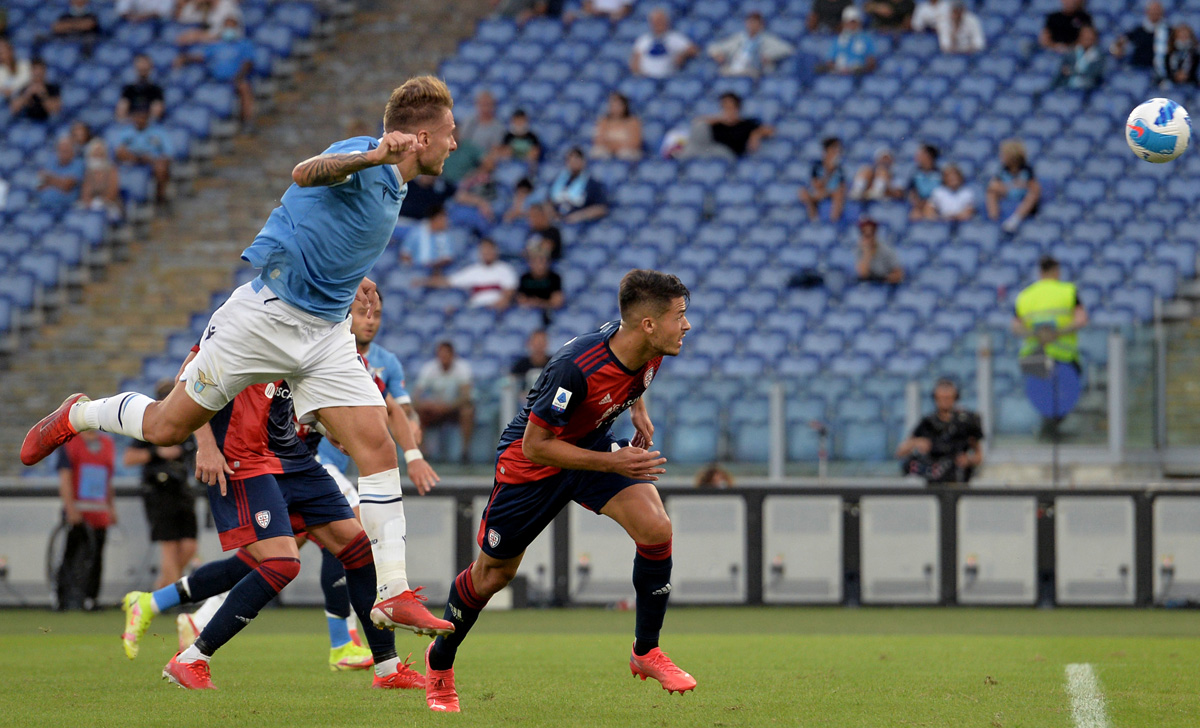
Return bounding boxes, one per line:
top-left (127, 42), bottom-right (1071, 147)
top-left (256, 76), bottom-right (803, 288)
top-left (1065, 663), bottom-right (1111, 728)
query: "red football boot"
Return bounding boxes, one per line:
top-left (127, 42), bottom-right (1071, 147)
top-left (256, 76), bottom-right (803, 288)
top-left (424, 643), bottom-right (460, 713)
top-left (21, 393), bottom-right (88, 466)
top-left (162, 652), bottom-right (216, 690)
top-left (630, 643), bottom-right (696, 695)
top-left (372, 652), bottom-right (426, 689)
top-left (370, 586), bottom-right (455, 637)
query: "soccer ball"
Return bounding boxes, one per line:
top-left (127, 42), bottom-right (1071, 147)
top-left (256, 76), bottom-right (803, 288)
top-left (1126, 98), bottom-right (1191, 163)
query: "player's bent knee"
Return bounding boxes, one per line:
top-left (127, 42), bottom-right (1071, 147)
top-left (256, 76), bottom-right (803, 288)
top-left (640, 513), bottom-right (672, 545)
top-left (475, 559), bottom-right (519, 596)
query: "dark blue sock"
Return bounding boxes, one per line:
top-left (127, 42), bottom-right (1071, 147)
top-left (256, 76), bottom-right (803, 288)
top-left (429, 563), bottom-right (488, 671)
top-left (182, 549), bottom-right (256, 603)
top-left (320, 547), bottom-right (351, 619)
top-left (193, 557), bottom-right (300, 657)
top-left (632, 541), bottom-right (673, 656)
top-left (335, 533), bottom-right (396, 664)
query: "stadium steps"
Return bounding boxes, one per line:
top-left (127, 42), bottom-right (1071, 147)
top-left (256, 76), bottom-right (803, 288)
top-left (0, 0), bottom-right (493, 475)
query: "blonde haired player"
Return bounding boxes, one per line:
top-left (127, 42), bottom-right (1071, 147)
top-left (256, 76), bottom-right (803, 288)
top-left (24, 76), bottom-right (456, 637)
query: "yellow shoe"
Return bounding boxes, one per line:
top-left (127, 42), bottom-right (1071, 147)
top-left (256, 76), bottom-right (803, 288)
top-left (120, 591), bottom-right (155, 660)
top-left (329, 642), bottom-right (375, 671)
top-left (176, 612), bottom-right (199, 652)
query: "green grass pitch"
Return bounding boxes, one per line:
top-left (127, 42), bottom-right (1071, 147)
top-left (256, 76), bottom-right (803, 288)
top-left (1, 606), bottom-right (1197, 727)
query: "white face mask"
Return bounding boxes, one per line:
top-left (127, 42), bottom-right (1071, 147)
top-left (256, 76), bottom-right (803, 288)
top-left (86, 156), bottom-right (110, 171)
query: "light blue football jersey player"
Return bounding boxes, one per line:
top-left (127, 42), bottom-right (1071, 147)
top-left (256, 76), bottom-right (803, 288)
top-left (242, 136), bottom-right (407, 322)
top-left (364, 342), bottom-right (411, 405)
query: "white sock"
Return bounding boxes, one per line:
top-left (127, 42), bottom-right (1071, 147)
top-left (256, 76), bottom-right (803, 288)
top-left (69, 393), bottom-right (154, 440)
top-left (357, 468), bottom-right (410, 598)
top-left (178, 643), bottom-right (210, 663)
top-left (346, 612), bottom-right (358, 635)
top-left (192, 593), bottom-right (227, 632)
top-left (375, 656), bottom-right (400, 677)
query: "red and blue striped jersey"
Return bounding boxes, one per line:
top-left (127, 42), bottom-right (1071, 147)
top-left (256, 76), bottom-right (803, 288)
top-left (495, 321), bottom-right (662, 485)
top-left (208, 380), bottom-right (314, 478)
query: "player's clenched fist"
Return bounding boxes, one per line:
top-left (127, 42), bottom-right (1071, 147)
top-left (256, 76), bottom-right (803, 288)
top-left (608, 446), bottom-right (667, 481)
top-left (370, 130), bottom-right (424, 165)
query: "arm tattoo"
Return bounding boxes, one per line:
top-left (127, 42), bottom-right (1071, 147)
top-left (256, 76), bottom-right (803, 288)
top-left (292, 151), bottom-right (375, 187)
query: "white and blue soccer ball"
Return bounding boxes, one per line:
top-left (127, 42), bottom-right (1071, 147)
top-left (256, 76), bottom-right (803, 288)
top-left (1126, 98), bottom-right (1191, 163)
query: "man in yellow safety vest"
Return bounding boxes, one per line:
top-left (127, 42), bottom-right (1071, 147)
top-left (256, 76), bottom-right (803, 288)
top-left (1012, 255), bottom-right (1088, 367)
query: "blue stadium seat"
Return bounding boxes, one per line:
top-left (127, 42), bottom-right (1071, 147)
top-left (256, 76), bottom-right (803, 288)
top-left (834, 420), bottom-right (890, 462)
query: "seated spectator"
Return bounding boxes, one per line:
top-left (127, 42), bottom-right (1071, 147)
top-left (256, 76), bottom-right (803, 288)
top-left (413, 341), bottom-right (475, 464)
top-left (1057, 25), bottom-right (1104, 90)
top-left (798, 137), bottom-right (846, 222)
top-left (69, 121), bottom-right (94, 149)
top-left (113, 108), bottom-right (173, 205)
top-left (503, 177), bottom-right (535, 223)
top-left (516, 249), bottom-right (564, 324)
top-left (907, 142), bottom-right (942, 220)
top-left (685, 92), bottom-right (774, 160)
top-left (808, 0), bottom-right (853, 32)
top-left (79, 139), bottom-right (123, 222)
top-left (511, 329), bottom-right (551, 392)
top-left (500, 109), bottom-right (542, 165)
top-left (819, 7), bottom-right (878, 75)
top-left (987, 139), bottom-right (1041, 232)
top-left (117, 0), bottom-right (174, 23)
top-left (38, 136), bottom-right (83, 213)
top-left (52, 0), bottom-right (101, 47)
top-left (453, 151), bottom-right (500, 228)
top-left (400, 174), bottom-right (457, 220)
top-left (928, 164), bottom-right (976, 221)
top-left (1167, 24), bottom-right (1199, 86)
top-left (707, 12), bottom-right (795, 77)
top-left (492, 0), bottom-right (563, 25)
top-left (428, 238), bottom-right (518, 310)
top-left (571, 0), bottom-right (631, 23)
top-left (1110, 1), bottom-right (1168, 81)
top-left (938, 1), bottom-right (986, 54)
top-left (912, 0), bottom-right (951, 33)
top-left (175, 0), bottom-right (241, 45)
top-left (525, 202), bottom-right (562, 259)
top-left (855, 217), bottom-right (903, 284)
top-left (864, 0), bottom-right (915, 32)
top-left (177, 16), bottom-right (256, 131)
top-left (116, 54), bottom-right (165, 123)
top-left (591, 92), bottom-right (642, 161)
top-left (10, 59), bottom-right (61, 123)
top-left (695, 464), bottom-right (735, 488)
top-left (401, 203), bottom-right (457, 275)
top-left (546, 147), bottom-right (609, 223)
top-left (448, 90), bottom-right (504, 181)
top-left (1040, 0), bottom-right (1093, 52)
top-left (631, 8), bottom-right (697, 79)
top-left (896, 378), bottom-right (983, 485)
top-left (0, 40), bottom-right (31, 101)
top-left (849, 147), bottom-right (902, 201)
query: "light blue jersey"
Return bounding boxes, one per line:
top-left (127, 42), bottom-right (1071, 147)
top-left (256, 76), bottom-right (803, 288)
top-left (364, 342), bottom-right (410, 404)
top-left (317, 436), bottom-right (352, 473)
top-left (242, 136), bottom-right (407, 322)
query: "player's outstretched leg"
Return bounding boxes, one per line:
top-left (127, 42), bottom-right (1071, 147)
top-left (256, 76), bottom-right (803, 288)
top-left (164, 540), bottom-right (300, 690)
top-left (426, 558), bottom-right (510, 712)
top-left (627, 540), bottom-right (695, 695)
top-left (122, 549), bottom-right (257, 659)
top-left (320, 546), bottom-right (373, 671)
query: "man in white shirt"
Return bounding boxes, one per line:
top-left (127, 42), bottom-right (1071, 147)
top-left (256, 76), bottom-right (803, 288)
top-left (912, 0), bottom-right (951, 33)
top-left (707, 12), bottom-right (795, 76)
top-left (573, 0), bottom-right (632, 22)
top-left (414, 341), bottom-right (475, 464)
top-left (937, 1), bottom-right (986, 53)
top-left (429, 238), bottom-right (518, 309)
top-left (631, 8), bottom-right (697, 79)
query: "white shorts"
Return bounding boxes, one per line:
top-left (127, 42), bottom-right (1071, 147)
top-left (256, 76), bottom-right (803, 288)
top-left (321, 460), bottom-right (360, 509)
top-left (181, 281), bottom-right (384, 422)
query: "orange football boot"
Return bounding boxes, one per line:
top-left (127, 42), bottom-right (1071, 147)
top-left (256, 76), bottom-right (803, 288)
top-left (630, 643), bottom-right (696, 694)
top-left (424, 643), bottom-right (460, 713)
top-left (370, 586), bottom-right (455, 637)
top-left (162, 652), bottom-right (216, 690)
top-left (372, 653), bottom-right (425, 689)
top-left (21, 393), bottom-right (88, 466)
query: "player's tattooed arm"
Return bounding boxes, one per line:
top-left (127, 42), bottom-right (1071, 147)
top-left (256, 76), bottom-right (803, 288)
top-left (291, 151), bottom-right (377, 187)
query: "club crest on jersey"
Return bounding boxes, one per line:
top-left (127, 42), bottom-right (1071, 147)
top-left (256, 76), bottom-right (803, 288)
top-left (551, 387), bottom-right (572, 413)
top-left (487, 528), bottom-right (501, 548)
top-left (193, 369), bottom-right (217, 394)
top-left (255, 510), bottom-right (271, 528)
top-left (644, 367), bottom-right (656, 388)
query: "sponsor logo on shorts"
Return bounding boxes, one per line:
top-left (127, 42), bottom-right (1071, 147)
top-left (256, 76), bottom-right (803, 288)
top-left (644, 367), bottom-right (656, 388)
top-left (487, 528), bottom-right (501, 549)
top-left (264, 382), bottom-right (276, 398)
top-left (255, 510), bottom-right (271, 528)
top-left (651, 583), bottom-right (672, 596)
top-left (551, 387), bottom-right (572, 413)
top-left (193, 369), bottom-right (217, 394)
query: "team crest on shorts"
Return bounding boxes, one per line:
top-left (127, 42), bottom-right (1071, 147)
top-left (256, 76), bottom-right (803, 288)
top-left (644, 367), bottom-right (656, 388)
top-left (194, 369), bottom-right (217, 394)
top-left (255, 510), bottom-right (272, 528)
top-left (487, 528), bottom-right (501, 548)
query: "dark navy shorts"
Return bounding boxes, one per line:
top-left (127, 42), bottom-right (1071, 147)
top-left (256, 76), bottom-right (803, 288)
top-left (479, 438), bottom-right (638, 560)
top-left (210, 461), bottom-right (355, 550)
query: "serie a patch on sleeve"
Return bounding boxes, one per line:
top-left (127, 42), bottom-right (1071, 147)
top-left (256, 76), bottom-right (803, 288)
top-left (551, 387), bottom-right (572, 413)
